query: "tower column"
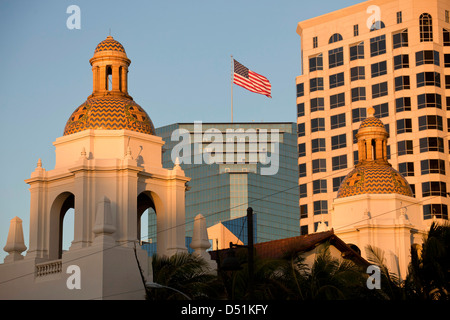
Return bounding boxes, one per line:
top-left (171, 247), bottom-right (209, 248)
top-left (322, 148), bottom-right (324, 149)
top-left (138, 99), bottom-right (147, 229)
top-left (375, 138), bottom-right (383, 160)
top-left (112, 65), bottom-right (120, 92)
top-left (366, 138), bottom-right (372, 161)
top-left (121, 67), bottom-right (128, 94)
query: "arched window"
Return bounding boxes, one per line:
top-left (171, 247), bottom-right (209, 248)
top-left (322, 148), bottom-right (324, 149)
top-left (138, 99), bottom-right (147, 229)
top-left (137, 192), bottom-right (157, 255)
top-left (420, 13), bottom-right (433, 42)
top-left (370, 20), bottom-right (385, 31)
top-left (328, 33), bottom-right (343, 44)
top-left (106, 65), bottom-right (112, 90)
top-left (49, 192), bottom-right (75, 259)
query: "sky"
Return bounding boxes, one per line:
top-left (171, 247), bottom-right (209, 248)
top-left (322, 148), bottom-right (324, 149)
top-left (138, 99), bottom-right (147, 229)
top-left (0, 0), bottom-right (362, 261)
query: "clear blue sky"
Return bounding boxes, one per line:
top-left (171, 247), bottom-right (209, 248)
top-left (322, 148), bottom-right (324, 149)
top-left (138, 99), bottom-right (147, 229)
top-left (0, 0), bottom-right (362, 261)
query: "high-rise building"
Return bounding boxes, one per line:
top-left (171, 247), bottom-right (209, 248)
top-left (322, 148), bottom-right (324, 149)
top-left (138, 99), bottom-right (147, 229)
top-left (295, 0), bottom-right (450, 234)
top-left (154, 122), bottom-right (299, 247)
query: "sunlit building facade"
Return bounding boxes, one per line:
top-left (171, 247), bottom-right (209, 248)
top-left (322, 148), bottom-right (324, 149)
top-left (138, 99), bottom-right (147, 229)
top-left (295, 0), bottom-right (450, 234)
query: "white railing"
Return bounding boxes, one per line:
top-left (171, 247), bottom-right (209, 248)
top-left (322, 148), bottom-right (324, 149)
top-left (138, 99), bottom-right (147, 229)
top-left (35, 260), bottom-right (62, 277)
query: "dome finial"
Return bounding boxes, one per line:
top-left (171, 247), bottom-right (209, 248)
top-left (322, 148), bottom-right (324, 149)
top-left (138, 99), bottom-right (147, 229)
top-left (367, 107), bottom-right (375, 117)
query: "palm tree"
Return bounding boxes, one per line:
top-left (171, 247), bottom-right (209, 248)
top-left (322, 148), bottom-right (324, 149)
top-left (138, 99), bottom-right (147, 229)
top-left (147, 252), bottom-right (224, 300)
top-left (364, 245), bottom-right (405, 300)
top-left (406, 221), bottom-right (450, 300)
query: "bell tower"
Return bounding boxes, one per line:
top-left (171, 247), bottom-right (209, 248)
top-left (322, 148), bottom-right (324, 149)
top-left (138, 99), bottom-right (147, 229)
top-left (0, 36), bottom-right (190, 300)
top-left (89, 36), bottom-right (131, 98)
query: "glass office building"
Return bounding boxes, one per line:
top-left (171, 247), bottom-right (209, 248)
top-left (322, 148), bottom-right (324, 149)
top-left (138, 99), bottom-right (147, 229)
top-left (149, 122), bottom-right (300, 248)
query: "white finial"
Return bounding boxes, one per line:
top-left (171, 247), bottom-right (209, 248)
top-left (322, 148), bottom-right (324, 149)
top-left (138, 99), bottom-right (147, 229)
top-left (125, 146), bottom-right (133, 160)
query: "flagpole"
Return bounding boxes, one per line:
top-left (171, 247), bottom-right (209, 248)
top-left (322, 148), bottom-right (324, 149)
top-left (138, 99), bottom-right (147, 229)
top-left (231, 55), bottom-right (233, 123)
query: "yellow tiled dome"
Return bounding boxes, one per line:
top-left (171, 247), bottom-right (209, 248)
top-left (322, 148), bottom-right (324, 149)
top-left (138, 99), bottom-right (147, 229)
top-left (63, 96), bottom-right (155, 136)
top-left (359, 116), bottom-right (385, 129)
top-left (94, 36), bottom-right (126, 53)
top-left (336, 163), bottom-right (414, 199)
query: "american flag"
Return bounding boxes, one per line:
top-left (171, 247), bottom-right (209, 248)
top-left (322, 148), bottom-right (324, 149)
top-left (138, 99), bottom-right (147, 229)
top-left (233, 59), bottom-right (271, 98)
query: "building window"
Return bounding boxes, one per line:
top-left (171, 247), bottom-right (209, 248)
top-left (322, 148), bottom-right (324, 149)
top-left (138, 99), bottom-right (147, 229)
top-left (399, 162), bottom-right (414, 176)
top-left (328, 47), bottom-right (344, 68)
top-left (330, 114), bottom-right (346, 130)
top-left (296, 83), bottom-right (304, 97)
top-left (396, 97), bottom-right (411, 112)
top-left (396, 118), bottom-right (412, 134)
top-left (298, 123), bottom-right (305, 137)
top-left (299, 184), bottom-right (307, 198)
top-left (371, 61), bottom-right (387, 77)
top-left (329, 33), bottom-right (343, 44)
top-left (350, 66), bottom-right (365, 81)
top-left (300, 225), bottom-right (308, 235)
top-left (313, 179), bottom-right (327, 194)
top-left (333, 176), bottom-right (346, 192)
top-left (330, 93), bottom-right (345, 109)
top-left (422, 181), bottom-right (447, 197)
top-left (350, 42), bottom-right (364, 60)
top-left (417, 93), bottom-right (442, 109)
top-left (353, 24), bottom-right (359, 36)
top-left (352, 108), bottom-right (366, 123)
top-left (395, 75), bottom-right (410, 91)
top-left (423, 204), bottom-right (448, 220)
top-left (373, 103), bottom-right (389, 118)
top-left (393, 29), bottom-right (408, 48)
top-left (313, 36), bottom-right (318, 48)
top-left (298, 143), bottom-right (306, 157)
top-left (372, 82), bottom-right (388, 99)
top-left (309, 54), bottom-right (323, 72)
top-left (300, 205), bottom-right (308, 219)
top-left (420, 13), bottom-right (433, 42)
top-left (332, 155), bottom-right (347, 171)
top-left (421, 159), bottom-right (445, 175)
top-left (310, 77), bottom-right (324, 92)
top-left (420, 137), bottom-right (444, 153)
top-left (299, 163), bottom-right (307, 177)
top-left (416, 50), bottom-right (439, 66)
top-left (443, 29), bottom-right (450, 46)
top-left (351, 87), bottom-right (366, 102)
top-left (312, 159), bottom-right (327, 173)
top-left (447, 97), bottom-right (450, 111)
top-left (445, 54), bottom-right (450, 67)
top-left (370, 35), bottom-right (386, 57)
top-left (397, 11), bottom-right (402, 24)
top-left (331, 133), bottom-right (346, 149)
top-left (311, 138), bottom-right (326, 153)
top-left (445, 75), bottom-right (450, 89)
top-left (329, 72), bottom-right (345, 89)
top-left (297, 103), bottom-right (305, 117)
top-left (313, 200), bottom-right (328, 215)
top-left (311, 118), bottom-right (325, 132)
top-left (418, 115), bottom-right (443, 131)
top-left (446, 10), bottom-right (449, 23)
top-left (416, 72), bottom-right (440, 88)
top-left (397, 140), bottom-right (413, 155)
top-left (310, 98), bottom-right (325, 112)
top-left (394, 54), bottom-right (409, 70)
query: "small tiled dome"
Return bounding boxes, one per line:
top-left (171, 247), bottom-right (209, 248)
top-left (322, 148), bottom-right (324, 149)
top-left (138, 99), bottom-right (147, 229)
top-left (94, 36), bottom-right (126, 53)
top-left (336, 163), bottom-right (414, 199)
top-left (359, 116), bottom-right (385, 129)
top-left (63, 96), bottom-right (155, 136)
